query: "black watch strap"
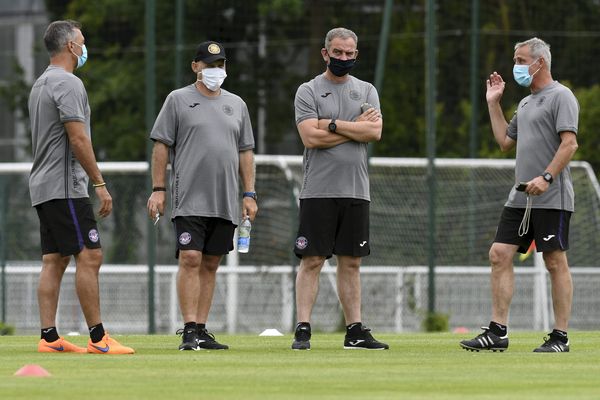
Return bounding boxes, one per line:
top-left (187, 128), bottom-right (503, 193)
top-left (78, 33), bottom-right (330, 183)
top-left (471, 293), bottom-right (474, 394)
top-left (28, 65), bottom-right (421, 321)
top-left (328, 118), bottom-right (337, 133)
top-left (542, 172), bottom-right (553, 184)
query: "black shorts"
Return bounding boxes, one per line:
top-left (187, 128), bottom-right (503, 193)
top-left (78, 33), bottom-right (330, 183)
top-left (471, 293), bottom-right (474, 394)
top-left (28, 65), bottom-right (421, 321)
top-left (35, 198), bottom-right (101, 256)
top-left (294, 198), bottom-right (370, 259)
top-left (494, 207), bottom-right (571, 253)
top-left (173, 216), bottom-right (236, 258)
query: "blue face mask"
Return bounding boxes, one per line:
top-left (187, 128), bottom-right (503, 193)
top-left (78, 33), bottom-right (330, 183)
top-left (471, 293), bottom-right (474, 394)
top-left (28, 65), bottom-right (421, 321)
top-left (513, 58), bottom-right (540, 87)
top-left (71, 42), bottom-right (88, 69)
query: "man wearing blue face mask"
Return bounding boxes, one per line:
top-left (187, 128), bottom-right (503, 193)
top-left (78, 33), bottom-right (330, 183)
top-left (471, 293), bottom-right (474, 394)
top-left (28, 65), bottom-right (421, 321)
top-left (292, 27), bottom-right (387, 351)
top-left (28, 20), bottom-right (134, 354)
top-left (147, 40), bottom-right (257, 351)
top-left (460, 37), bottom-right (579, 353)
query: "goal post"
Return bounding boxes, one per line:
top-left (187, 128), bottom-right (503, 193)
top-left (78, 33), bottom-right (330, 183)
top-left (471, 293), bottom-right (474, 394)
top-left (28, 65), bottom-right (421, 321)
top-left (1, 157), bottom-right (599, 333)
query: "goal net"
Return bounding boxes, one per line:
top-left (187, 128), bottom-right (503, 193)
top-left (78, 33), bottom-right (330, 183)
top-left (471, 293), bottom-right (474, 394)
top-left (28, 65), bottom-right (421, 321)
top-left (1, 157), bottom-right (599, 333)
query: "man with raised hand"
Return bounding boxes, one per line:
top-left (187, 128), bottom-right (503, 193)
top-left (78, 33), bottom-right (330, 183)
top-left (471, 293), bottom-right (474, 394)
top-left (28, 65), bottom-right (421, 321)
top-left (460, 37), bottom-right (579, 353)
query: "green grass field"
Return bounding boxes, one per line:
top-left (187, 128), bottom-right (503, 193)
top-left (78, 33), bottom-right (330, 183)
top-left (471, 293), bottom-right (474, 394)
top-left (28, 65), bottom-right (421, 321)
top-left (1, 331), bottom-right (600, 399)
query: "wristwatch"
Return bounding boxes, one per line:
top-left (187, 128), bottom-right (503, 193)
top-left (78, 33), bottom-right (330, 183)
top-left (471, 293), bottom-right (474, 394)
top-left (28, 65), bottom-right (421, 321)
top-left (328, 118), bottom-right (337, 133)
top-left (542, 172), bottom-right (553, 184)
top-left (243, 191), bottom-right (257, 201)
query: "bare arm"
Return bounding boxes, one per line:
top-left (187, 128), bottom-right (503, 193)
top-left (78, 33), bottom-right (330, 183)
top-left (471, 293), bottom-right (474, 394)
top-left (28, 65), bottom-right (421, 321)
top-left (239, 149), bottom-right (258, 222)
top-left (486, 72), bottom-right (515, 152)
top-left (526, 131), bottom-right (578, 195)
top-left (318, 107), bottom-right (383, 143)
top-left (297, 118), bottom-right (351, 149)
top-left (64, 121), bottom-right (112, 218)
top-left (146, 141), bottom-right (169, 219)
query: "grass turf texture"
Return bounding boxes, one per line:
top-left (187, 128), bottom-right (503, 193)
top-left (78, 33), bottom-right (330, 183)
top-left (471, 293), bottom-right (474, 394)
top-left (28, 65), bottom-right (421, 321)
top-left (1, 332), bottom-right (600, 399)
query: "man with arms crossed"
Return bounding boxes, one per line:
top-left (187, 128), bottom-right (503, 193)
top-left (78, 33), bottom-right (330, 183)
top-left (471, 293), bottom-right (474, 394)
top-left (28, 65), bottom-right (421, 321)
top-left (292, 27), bottom-right (387, 350)
top-left (29, 20), bottom-right (133, 354)
top-left (460, 37), bottom-right (578, 353)
top-left (147, 41), bottom-right (257, 351)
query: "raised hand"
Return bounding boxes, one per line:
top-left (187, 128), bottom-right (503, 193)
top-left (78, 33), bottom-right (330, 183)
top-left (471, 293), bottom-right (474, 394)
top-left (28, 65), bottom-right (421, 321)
top-left (486, 72), bottom-right (506, 104)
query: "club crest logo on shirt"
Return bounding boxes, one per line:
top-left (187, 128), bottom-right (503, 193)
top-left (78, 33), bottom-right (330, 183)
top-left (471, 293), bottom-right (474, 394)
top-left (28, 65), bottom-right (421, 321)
top-left (179, 232), bottom-right (192, 245)
top-left (349, 90), bottom-right (361, 101)
top-left (222, 104), bottom-right (234, 116)
top-left (536, 96), bottom-right (546, 107)
top-left (88, 229), bottom-right (99, 243)
top-left (295, 236), bottom-right (308, 250)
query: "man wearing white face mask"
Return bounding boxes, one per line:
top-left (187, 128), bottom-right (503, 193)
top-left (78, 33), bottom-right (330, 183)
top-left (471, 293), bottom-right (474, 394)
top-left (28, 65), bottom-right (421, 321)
top-left (460, 37), bottom-right (579, 353)
top-left (147, 41), bottom-right (257, 351)
top-left (28, 20), bottom-right (134, 354)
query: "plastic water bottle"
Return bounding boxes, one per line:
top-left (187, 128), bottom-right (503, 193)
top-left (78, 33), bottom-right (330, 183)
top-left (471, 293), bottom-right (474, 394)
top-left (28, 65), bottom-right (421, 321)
top-left (237, 217), bottom-right (251, 253)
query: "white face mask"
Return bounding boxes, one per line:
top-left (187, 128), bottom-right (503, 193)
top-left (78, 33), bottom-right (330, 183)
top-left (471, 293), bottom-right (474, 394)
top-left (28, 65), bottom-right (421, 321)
top-left (198, 67), bottom-right (227, 91)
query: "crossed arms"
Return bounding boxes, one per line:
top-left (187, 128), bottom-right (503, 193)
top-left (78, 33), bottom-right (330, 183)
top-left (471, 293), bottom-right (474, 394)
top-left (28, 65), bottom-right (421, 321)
top-left (297, 107), bottom-right (382, 149)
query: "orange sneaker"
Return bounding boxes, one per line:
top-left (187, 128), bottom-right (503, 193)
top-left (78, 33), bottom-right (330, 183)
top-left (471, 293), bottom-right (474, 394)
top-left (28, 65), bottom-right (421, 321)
top-left (87, 332), bottom-right (135, 354)
top-left (38, 337), bottom-right (87, 353)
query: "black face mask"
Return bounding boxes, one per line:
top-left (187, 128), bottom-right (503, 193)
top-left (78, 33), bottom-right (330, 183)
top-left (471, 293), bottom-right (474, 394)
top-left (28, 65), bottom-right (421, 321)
top-left (327, 55), bottom-right (356, 77)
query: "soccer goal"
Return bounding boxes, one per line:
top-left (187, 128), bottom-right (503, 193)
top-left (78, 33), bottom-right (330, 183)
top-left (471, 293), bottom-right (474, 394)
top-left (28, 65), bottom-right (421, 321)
top-left (1, 157), bottom-right (599, 334)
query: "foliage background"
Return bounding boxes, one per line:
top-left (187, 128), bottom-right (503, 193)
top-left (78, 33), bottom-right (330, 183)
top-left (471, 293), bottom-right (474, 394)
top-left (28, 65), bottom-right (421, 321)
top-left (3, 0), bottom-right (594, 172)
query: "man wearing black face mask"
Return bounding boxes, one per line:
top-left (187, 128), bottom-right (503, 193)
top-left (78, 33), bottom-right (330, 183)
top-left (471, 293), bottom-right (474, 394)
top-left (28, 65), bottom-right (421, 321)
top-left (292, 27), bottom-right (386, 350)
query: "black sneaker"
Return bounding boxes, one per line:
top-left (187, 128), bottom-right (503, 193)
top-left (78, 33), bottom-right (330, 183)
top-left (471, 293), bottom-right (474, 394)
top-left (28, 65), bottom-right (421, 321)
top-left (291, 324), bottom-right (311, 350)
top-left (176, 327), bottom-right (199, 351)
top-left (459, 327), bottom-right (508, 352)
top-left (196, 328), bottom-right (229, 350)
top-left (533, 334), bottom-right (570, 353)
top-left (344, 326), bottom-right (389, 350)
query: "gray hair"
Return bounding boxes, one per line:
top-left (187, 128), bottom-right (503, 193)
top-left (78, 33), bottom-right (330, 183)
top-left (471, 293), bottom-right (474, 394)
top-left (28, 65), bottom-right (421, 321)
top-left (324, 27), bottom-right (358, 51)
top-left (515, 37), bottom-right (552, 71)
top-left (44, 20), bottom-right (81, 57)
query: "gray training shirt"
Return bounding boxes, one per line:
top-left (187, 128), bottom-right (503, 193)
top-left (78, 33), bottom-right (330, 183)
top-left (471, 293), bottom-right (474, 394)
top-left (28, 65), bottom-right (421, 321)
top-left (506, 81), bottom-right (579, 212)
top-left (150, 84), bottom-right (255, 223)
top-left (295, 74), bottom-right (380, 201)
top-left (28, 65), bottom-right (91, 206)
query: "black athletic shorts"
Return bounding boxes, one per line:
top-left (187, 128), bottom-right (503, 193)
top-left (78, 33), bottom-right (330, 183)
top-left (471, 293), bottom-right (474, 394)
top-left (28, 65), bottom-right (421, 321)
top-left (173, 216), bottom-right (236, 258)
top-left (294, 198), bottom-right (370, 259)
top-left (35, 198), bottom-right (101, 256)
top-left (494, 207), bottom-right (571, 253)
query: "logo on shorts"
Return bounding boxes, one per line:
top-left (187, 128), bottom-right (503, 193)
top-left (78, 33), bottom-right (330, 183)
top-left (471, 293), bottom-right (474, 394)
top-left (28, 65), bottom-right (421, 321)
top-left (295, 236), bottom-right (308, 250)
top-left (179, 232), bottom-right (192, 245)
top-left (88, 229), bottom-right (99, 243)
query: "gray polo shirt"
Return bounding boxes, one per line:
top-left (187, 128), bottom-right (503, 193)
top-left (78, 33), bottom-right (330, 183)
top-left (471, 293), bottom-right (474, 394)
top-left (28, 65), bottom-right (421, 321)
top-left (506, 81), bottom-right (579, 211)
top-left (150, 85), bottom-right (255, 223)
top-left (294, 74), bottom-right (380, 201)
top-left (28, 65), bottom-right (91, 206)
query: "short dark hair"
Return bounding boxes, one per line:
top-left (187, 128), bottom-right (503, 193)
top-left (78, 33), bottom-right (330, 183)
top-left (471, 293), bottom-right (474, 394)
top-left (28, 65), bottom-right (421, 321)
top-left (43, 20), bottom-right (81, 57)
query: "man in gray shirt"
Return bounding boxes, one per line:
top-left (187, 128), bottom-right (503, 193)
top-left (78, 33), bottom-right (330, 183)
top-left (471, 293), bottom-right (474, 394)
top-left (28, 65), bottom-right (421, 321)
top-left (147, 41), bottom-right (257, 351)
top-left (291, 27), bottom-right (387, 350)
top-left (29, 20), bottom-right (133, 354)
top-left (460, 38), bottom-right (579, 353)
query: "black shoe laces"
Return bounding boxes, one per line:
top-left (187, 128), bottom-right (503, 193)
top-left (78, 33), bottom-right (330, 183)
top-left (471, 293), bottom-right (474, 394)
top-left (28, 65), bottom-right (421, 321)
top-left (295, 327), bottom-right (311, 341)
top-left (540, 334), bottom-right (565, 347)
top-left (198, 328), bottom-right (217, 342)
